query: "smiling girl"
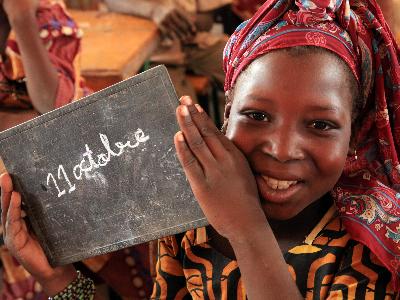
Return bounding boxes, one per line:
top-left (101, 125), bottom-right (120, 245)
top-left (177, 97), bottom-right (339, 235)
top-left (1, 0), bottom-right (400, 299)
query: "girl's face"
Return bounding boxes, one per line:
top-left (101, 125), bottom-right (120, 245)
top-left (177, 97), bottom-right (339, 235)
top-left (225, 50), bottom-right (353, 220)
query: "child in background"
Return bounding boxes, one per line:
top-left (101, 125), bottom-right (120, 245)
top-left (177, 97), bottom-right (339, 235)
top-left (104, 0), bottom-right (230, 105)
top-left (1, 0), bottom-right (400, 299)
top-left (0, 0), bottom-right (86, 298)
top-left (0, 1), bottom-right (152, 299)
top-left (0, 0), bottom-right (87, 132)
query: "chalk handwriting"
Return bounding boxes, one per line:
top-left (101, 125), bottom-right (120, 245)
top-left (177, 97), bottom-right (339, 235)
top-left (46, 129), bottom-right (149, 197)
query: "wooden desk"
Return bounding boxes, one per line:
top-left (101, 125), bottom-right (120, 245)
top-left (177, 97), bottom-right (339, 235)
top-left (70, 10), bottom-right (160, 91)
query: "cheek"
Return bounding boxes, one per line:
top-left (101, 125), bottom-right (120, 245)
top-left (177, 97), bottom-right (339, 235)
top-left (315, 137), bottom-right (350, 182)
top-left (225, 115), bottom-right (241, 143)
top-left (225, 118), bottom-right (254, 154)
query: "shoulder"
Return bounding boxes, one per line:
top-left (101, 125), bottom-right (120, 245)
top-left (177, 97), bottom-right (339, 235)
top-left (324, 217), bottom-right (397, 298)
top-left (290, 214), bottom-right (397, 298)
top-left (327, 239), bottom-right (397, 299)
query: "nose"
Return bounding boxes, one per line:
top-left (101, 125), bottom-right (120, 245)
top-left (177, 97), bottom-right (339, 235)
top-left (260, 126), bottom-right (305, 162)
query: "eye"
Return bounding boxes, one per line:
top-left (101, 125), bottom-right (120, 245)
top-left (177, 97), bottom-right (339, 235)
top-left (309, 120), bottom-right (337, 131)
top-left (246, 111), bottom-right (269, 121)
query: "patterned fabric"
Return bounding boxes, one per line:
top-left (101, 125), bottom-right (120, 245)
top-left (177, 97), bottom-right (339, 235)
top-left (0, 0), bottom-right (87, 110)
top-left (223, 0), bottom-right (400, 289)
top-left (48, 271), bottom-right (95, 300)
top-left (151, 208), bottom-right (398, 299)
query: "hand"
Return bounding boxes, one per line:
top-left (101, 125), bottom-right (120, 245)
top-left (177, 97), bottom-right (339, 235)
top-left (174, 97), bottom-right (266, 241)
top-left (153, 5), bottom-right (196, 43)
top-left (1, 0), bottom-right (39, 24)
top-left (0, 173), bottom-right (76, 295)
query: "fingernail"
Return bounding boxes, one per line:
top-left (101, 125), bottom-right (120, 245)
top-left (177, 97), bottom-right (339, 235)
top-left (176, 131), bottom-right (185, 142)
top-left (181, 105), bottom-right (191, 120)
top-left (194, 104), bottom-right (204, 113)
top-left (180, 96), bottom-right (193, 105)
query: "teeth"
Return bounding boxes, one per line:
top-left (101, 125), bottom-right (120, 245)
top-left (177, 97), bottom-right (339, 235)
top-left (263, 176), bottom-right (297, 190)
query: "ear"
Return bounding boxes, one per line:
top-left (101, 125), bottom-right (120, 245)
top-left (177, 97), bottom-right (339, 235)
top-left (347, 126), bottom-right (358, 157)
top-left (224, 90), bottom-right (234, 119)
top-left (224, 102), bottom-right (232, 120)
top-left (221, 91), bottom-right (233, 133)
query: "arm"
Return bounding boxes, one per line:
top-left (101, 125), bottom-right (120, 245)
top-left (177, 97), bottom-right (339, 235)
top-left (174, 96), bottom-right (303, 300)
top-left (3, 0), bottom-right (60, 113)
top-left (229, 225), bottom-right (302, 299)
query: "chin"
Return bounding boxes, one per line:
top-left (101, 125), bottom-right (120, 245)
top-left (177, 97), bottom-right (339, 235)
top-left (261, 202), bottom-right (301, 221)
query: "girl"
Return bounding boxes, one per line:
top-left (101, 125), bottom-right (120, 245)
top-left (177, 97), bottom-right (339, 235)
top-left (1, 0), bottom-right (399, 299)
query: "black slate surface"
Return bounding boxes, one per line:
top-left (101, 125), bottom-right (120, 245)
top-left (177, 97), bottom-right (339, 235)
top-left (0, 65), bottom-right (208, 266)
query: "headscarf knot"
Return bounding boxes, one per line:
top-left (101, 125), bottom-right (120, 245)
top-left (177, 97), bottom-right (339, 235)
top-left (294, 0), bottom-right (350, 26)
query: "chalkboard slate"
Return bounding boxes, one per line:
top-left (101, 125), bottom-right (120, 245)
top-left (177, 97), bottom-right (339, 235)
top-left (0, 65), bottom-right (208, 266)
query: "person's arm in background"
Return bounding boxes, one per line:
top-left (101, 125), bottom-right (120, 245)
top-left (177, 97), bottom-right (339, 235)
top-left (2, 0), bottom-right (60, 114)
top-left (104, 0), bottom-right (196, 42)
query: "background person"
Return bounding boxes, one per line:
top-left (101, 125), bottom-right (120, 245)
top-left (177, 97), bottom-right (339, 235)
top-left (104, 0), bottom-right (231, 105)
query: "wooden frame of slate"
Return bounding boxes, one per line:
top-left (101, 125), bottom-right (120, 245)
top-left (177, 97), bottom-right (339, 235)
top-left (0, 65), bottom-right (208, 266)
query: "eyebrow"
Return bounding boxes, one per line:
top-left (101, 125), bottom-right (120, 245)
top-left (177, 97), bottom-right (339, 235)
top-left (245, 96), bottom-right (344, 113)
top-left (305, 104), bottom-right (342, 113)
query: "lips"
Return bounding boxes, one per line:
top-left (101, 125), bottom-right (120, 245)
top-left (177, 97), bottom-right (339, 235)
top-left (255, 174), bottom-right (304, 204)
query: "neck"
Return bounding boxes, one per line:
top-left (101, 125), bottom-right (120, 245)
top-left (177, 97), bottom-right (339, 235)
top-left (269, 194), bottom-right (333, 248)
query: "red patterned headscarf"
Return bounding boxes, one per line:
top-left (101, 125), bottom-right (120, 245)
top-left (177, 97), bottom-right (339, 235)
top-left (223, 0), bottom-right (400, 289)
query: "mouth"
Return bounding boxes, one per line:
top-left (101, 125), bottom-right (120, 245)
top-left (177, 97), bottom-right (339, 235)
top-left (256, 175), bottom-right (304, 204)
top-left (261, 175), bottom-right (298, 190)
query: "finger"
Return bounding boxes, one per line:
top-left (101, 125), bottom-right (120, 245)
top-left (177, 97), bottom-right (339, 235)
top-left (174, 131), bottom-right (205, 182)
top-left (179, 96), bottom-right (237, 156)
top-left (159, 16), bottom-right (179, 41)
top-left (186, 104), bottom-right (228, 157)
top-left (1, 173), bottom-right (13, 233)
top-left (176, 105), bottom-right (217, 167)
top-left (158, 25), bottom-right (175, 41)
top-left (162, 14), bottom-right (184, 40)
top-left (169, 11), bottom-right (193, 39)
top-left (175, 9), bottom-right (196, 34)
top-left (6, 191), bottom-right (23, 239)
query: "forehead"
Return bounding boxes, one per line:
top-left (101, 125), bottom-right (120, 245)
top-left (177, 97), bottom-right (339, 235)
top-left (232, 50), bottom-right (353, 112)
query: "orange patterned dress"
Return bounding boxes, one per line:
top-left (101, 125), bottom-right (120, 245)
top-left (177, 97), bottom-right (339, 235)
top-left (151, 206), bottom-right (398, 299)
